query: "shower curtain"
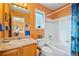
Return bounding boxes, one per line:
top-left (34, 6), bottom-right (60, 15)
top-left (71, 3), bottom-right (79, 56)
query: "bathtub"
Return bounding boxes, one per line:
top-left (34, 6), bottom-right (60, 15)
top-left (44, 41), bottom-right (70, 56)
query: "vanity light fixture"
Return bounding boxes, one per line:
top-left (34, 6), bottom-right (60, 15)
top-left (11, 4), bottom-right (30, 14)
top-left (13, 5), bottom-right (17, 7)
top-left (19, 3), bottom-right (23, 5)
top-left (18, 6), bottom-right (21, 9)
top-left (24, 4), bottom-right (27, 7)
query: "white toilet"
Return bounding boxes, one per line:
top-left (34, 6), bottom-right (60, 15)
top-left (37, 38), bottom-right (69, 56)
top-left (41, 46), bottom-right (53, 56)
top-left (37, 39), bottom-right (53, 56)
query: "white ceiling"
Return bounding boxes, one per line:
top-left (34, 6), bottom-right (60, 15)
top-left (41, 3), bottom-right (67, 10)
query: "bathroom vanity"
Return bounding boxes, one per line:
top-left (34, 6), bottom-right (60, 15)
top-left (0, 38), bottom-right (37, 56)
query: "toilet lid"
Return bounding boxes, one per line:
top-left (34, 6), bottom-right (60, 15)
top-left (41, 46), bottom-right (53, 54)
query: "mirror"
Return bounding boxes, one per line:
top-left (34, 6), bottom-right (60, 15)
top-left (12, 16), bottom-right (25, 37)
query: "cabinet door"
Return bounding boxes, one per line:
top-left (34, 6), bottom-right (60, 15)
top-left (23, 44), bottom-right (37, 56)
top-left (0, 49), bottom-right (19, 56)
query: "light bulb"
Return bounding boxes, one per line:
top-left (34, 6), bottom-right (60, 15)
top-left (24, 4), bottom-right (27, 6)
top-left (13, 5), bottom-right (17, 7)
top-left (19, 3), bottom-right (23, 5)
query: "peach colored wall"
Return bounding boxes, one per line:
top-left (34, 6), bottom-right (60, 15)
top-left (0, 4), bottom-right (3, 38)
top-left (0, 3), bottom-right (52, 39)
top-left (49, 4), bottom-right (71, 19)
top-left (0, 4), bottom-right (4, 38)
top-left (28, 3), bottom-right (53, 39)
top-left (10, 4), bottom-right (71, 39)
top-left (0, 4), bottom-right (11, 38)
top-left (4, 4), bottom-right (10, 38)
top-left (32, 3), bottom-right (53, 15)
top-left (1, 3), bottom-right (70, 39)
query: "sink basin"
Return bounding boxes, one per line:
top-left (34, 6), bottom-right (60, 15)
top-left (9, 40), bottom-right (24, 46)
top-left (9, 39), bottom-right (34, 47)
top-left (9, 39), bottom-right (30, 46)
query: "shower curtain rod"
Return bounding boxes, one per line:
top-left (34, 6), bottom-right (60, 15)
top-left (47, 4), bottom-right (71, 17)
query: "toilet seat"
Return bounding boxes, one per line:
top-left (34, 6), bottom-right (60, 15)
top-left (41, 46), bottom-right (53, 56)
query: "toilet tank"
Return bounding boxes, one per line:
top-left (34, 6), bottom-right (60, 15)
top-left (37, 38), bottom-right (45, 47)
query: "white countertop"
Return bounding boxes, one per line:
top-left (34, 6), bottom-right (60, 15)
top-left (0, 38), bottom-right (37, 52)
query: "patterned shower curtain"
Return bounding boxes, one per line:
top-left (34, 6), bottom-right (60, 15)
top-left (71, 3), bottom-right (79, 56)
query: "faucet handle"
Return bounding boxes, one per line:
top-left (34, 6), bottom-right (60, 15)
top-left (49, 35), bottom-right (52, 39)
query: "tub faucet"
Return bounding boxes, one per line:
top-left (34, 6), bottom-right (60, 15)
top-left (49, 35), bottom-right (52, 40)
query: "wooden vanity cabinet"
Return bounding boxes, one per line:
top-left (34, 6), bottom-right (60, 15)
top-left (0, 44), bottom-right (37, 56)
top-left (0, 49), bottom-right (19, 56)
top-left (22, 44), bottom-right (37, 56)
